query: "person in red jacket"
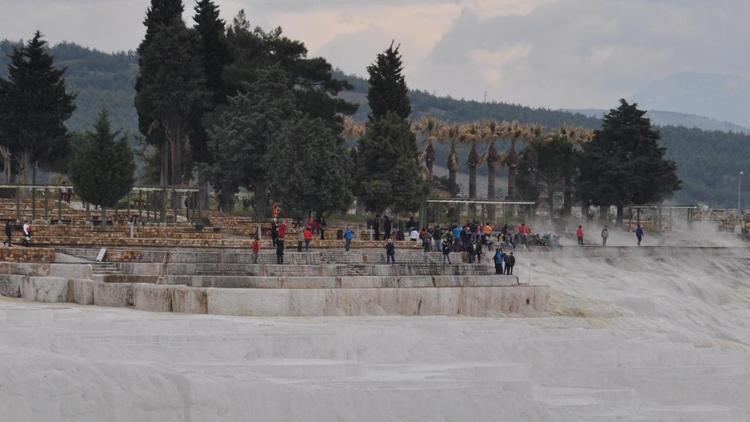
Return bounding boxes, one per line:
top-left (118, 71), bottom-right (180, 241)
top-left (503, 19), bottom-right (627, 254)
top-left (576, 225), bottom-right (584, 245)
top-left (303, 226), bottom-right (313, 251)
top-left (251, 237), bottom-right (260, 264)
top-left (278, 221), bottom-right (287, 239)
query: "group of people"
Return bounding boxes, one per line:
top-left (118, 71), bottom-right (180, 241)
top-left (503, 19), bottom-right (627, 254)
top-left (2, 220), bottom-right (32, 248)
top-left (576, 224), bottom-right (646, 246)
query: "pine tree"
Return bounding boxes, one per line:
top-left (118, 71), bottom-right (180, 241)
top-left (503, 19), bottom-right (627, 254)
top-left (69, 110), bottom-right (135, 220)
top-left (265, 116), bottom-right (352, 219)
top-left (205, 66), bottom-right (297, 217)
top-left (355, 112), bottom-right (428, 214)
top-left (577, 99), bottom-right (681, 222)
top-left (366, 41), bottom-right (411, 121)
top-left (0, 31), bottom-right (75, 184)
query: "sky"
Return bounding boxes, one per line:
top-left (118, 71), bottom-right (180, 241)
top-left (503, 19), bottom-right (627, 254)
top-left (1, 0), bottom-right (748, 110)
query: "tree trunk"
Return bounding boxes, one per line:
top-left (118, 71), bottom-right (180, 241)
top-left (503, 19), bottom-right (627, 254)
top-left (426, 158), bottom-right (434, 181)
top-left (507, 166), bottom-right (516, 200)
top-left (448, 168), bottom-right (456, 193)
top-left (487, 164), bottom-right (496, 221)
top-left (198, 170), bottom-right (209, 220)
top-left (563, 174), bottom-right (573, 218)
top-left (254, 181), bottom-right (268, 220)
top-left (20, 151), bottom-right (32, 185)
top-left (468, 166), bottom-right (477, 219)
top-left (160, 144), bottom-right (169, 188)
top-left (102, 207), bottom-right (107, 227)
top-left (599, 205), bottom-right (608, 223)
top-left (616, 205), bottom-right (624, 225)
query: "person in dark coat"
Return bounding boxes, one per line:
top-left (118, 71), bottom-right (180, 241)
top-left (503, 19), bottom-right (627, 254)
top-left (504, 252), bottom-right (515, 275)
top-left (3, 221), bottom-right (11, 247)
top-left (493, 249), bottom-right (505, 274)
top-left (383, 215), bottom-right (392, 240)
top-left (441, 240), bottom-right (451, 264)
top-left (385, 239), bottom-right (395, 264)
top-left (270, 221), bottom-right (278, 248)
top-left (276, 239), bottom-right (285, 265)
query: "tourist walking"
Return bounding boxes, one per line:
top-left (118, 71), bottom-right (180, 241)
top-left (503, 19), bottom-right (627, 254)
top-left (303, 226), bottom-right (313, 251)
top-left (22, 222), bottom-right (31, 247)
top-left (576, 225), bottom-right (584, 245)
top-left (421, 228), bottom-right (432, 253)
top-left (504, 252), bottom-right (515, 275)
top-left (385, 239), bottom-right (396, 264)
top-left (251, 237), bottom-right (260, 264)
top-left (3, 221), bottom-right (11, 247)
top-left (493, 248), bottom-right (506, 275)
top-left (635, 224), bottom-right (644, 246)
top-left (441, 240), bottom-right (451, 264)
top-left (343, 226), bottom-right (354, 252)
top-left (601, 226), bottom-right (609, 247)
top-left (466, 241), bottom-right (476, 264)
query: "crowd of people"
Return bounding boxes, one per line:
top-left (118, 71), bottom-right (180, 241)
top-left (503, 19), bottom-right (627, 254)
top-left (253, 212), bottom-right (647, 266)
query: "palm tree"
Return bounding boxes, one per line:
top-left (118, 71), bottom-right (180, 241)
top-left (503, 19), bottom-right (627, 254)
top-left (504, 122), bottom-right (527, 200)
top-left (460, 122), bottom-right (483, 219)
top-left (441, 124), bottom-right (462, 195)
top-left (414, 116), bottom-right (443, 180)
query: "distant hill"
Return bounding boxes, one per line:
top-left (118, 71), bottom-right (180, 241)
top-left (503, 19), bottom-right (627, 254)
top-left (570, 109), bottom-right (750, 134)
top-left (631, 72), bottom-right (750, 129)
top-left (0, 40), bottom-right (139, 135)
top-left (1, 40), bottom-right (749, 207)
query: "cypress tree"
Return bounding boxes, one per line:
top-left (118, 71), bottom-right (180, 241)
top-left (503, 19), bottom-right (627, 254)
top-left (135, 0), bottom-right (185, 186)
top-left (577, 99), bottom-right (681, 223)
top-left (69, 110), bottom-right (135, 220)
top-left (355, 112), bottom-right (428, 214)
top-left (193, 0), bottom-right (230, 105)
top-left (135, 21), bottom-right (209, 186)
top-left (355, 44), bottom-right (426, 214)
top-left (0, 31), bottom-right (75, 184)
top-left (366, 41), bottom-right (411, 121)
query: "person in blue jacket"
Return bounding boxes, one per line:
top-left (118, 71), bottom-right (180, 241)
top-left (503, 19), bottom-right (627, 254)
top-left (635, 225), bottom-right (644, 246)
top-left (493, 248), bottom-right (506, 274)
top-left (343, 226), bottom-right (354, 251)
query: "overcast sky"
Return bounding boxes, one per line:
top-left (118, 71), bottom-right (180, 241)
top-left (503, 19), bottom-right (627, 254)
top-left (1, 0), bottom-right (747, 109)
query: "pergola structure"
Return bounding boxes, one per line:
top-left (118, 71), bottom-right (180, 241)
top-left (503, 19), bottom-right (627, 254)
top-left (424, 199), bottom-right (536, 226)
top-left (627, 205), bottom-right (699, 231)
top-left (0, 184), bottom-right (201, 225)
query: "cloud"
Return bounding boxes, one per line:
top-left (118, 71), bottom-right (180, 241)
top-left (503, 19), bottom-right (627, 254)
top-left (1, 0), bottom-right (747, 109)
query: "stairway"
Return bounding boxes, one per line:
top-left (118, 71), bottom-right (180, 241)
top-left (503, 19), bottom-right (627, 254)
top-left (91, 262), bottom-right (122, 275)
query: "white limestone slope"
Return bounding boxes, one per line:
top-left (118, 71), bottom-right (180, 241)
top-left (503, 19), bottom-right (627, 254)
top-left (1, 242), bottom-right (750, 420)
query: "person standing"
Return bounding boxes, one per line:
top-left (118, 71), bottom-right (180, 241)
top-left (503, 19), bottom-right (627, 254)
top-left (303, 226), bottom-right (313, 251)
top-left (343, 226), bottom-right (354, 252)
top-left (276, 237), bottom-right (285, 264)
top-left (385, 239), bottom-right (396, 264)
top-left (270, 221), bottom-right (278, 248)
top-left (576, 225), bottom-right (584, 245)
top-left (433, 226), bottom-right (443, 252)
top-left (22, 222), bottom-right (31, 247)
top-left (441, 240), bottom-right (451, 264)
top-left (251, 237), bottom-right (260, 264)
top-left (278, 220), bottom-right (287, 241)
top-left (297, 224), bottom-right (305, 252)
top-left (466, 241), bottom-right (476, 264)
top-left (421, 228), bottom-right (432, 253)
top-left (409, 227), bottom-right (419, 242)
top-left (504, 252), bottom-right (515, 275)
top-left (319, 217), bottom-right (327, 240)
top-left (601, 225), bottom-right (609, 247)
top-left (635, 224), bottom-right (644, 246)
top-left (493, 248), bottom-right (506, 275)
top-left (3, 221), bottom-right (11, 247)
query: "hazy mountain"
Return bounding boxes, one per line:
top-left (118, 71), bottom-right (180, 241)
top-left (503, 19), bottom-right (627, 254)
top-left (631, 72), bottom-right (750, 129)
top-left (570, 108), bottom-right (750, 134)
